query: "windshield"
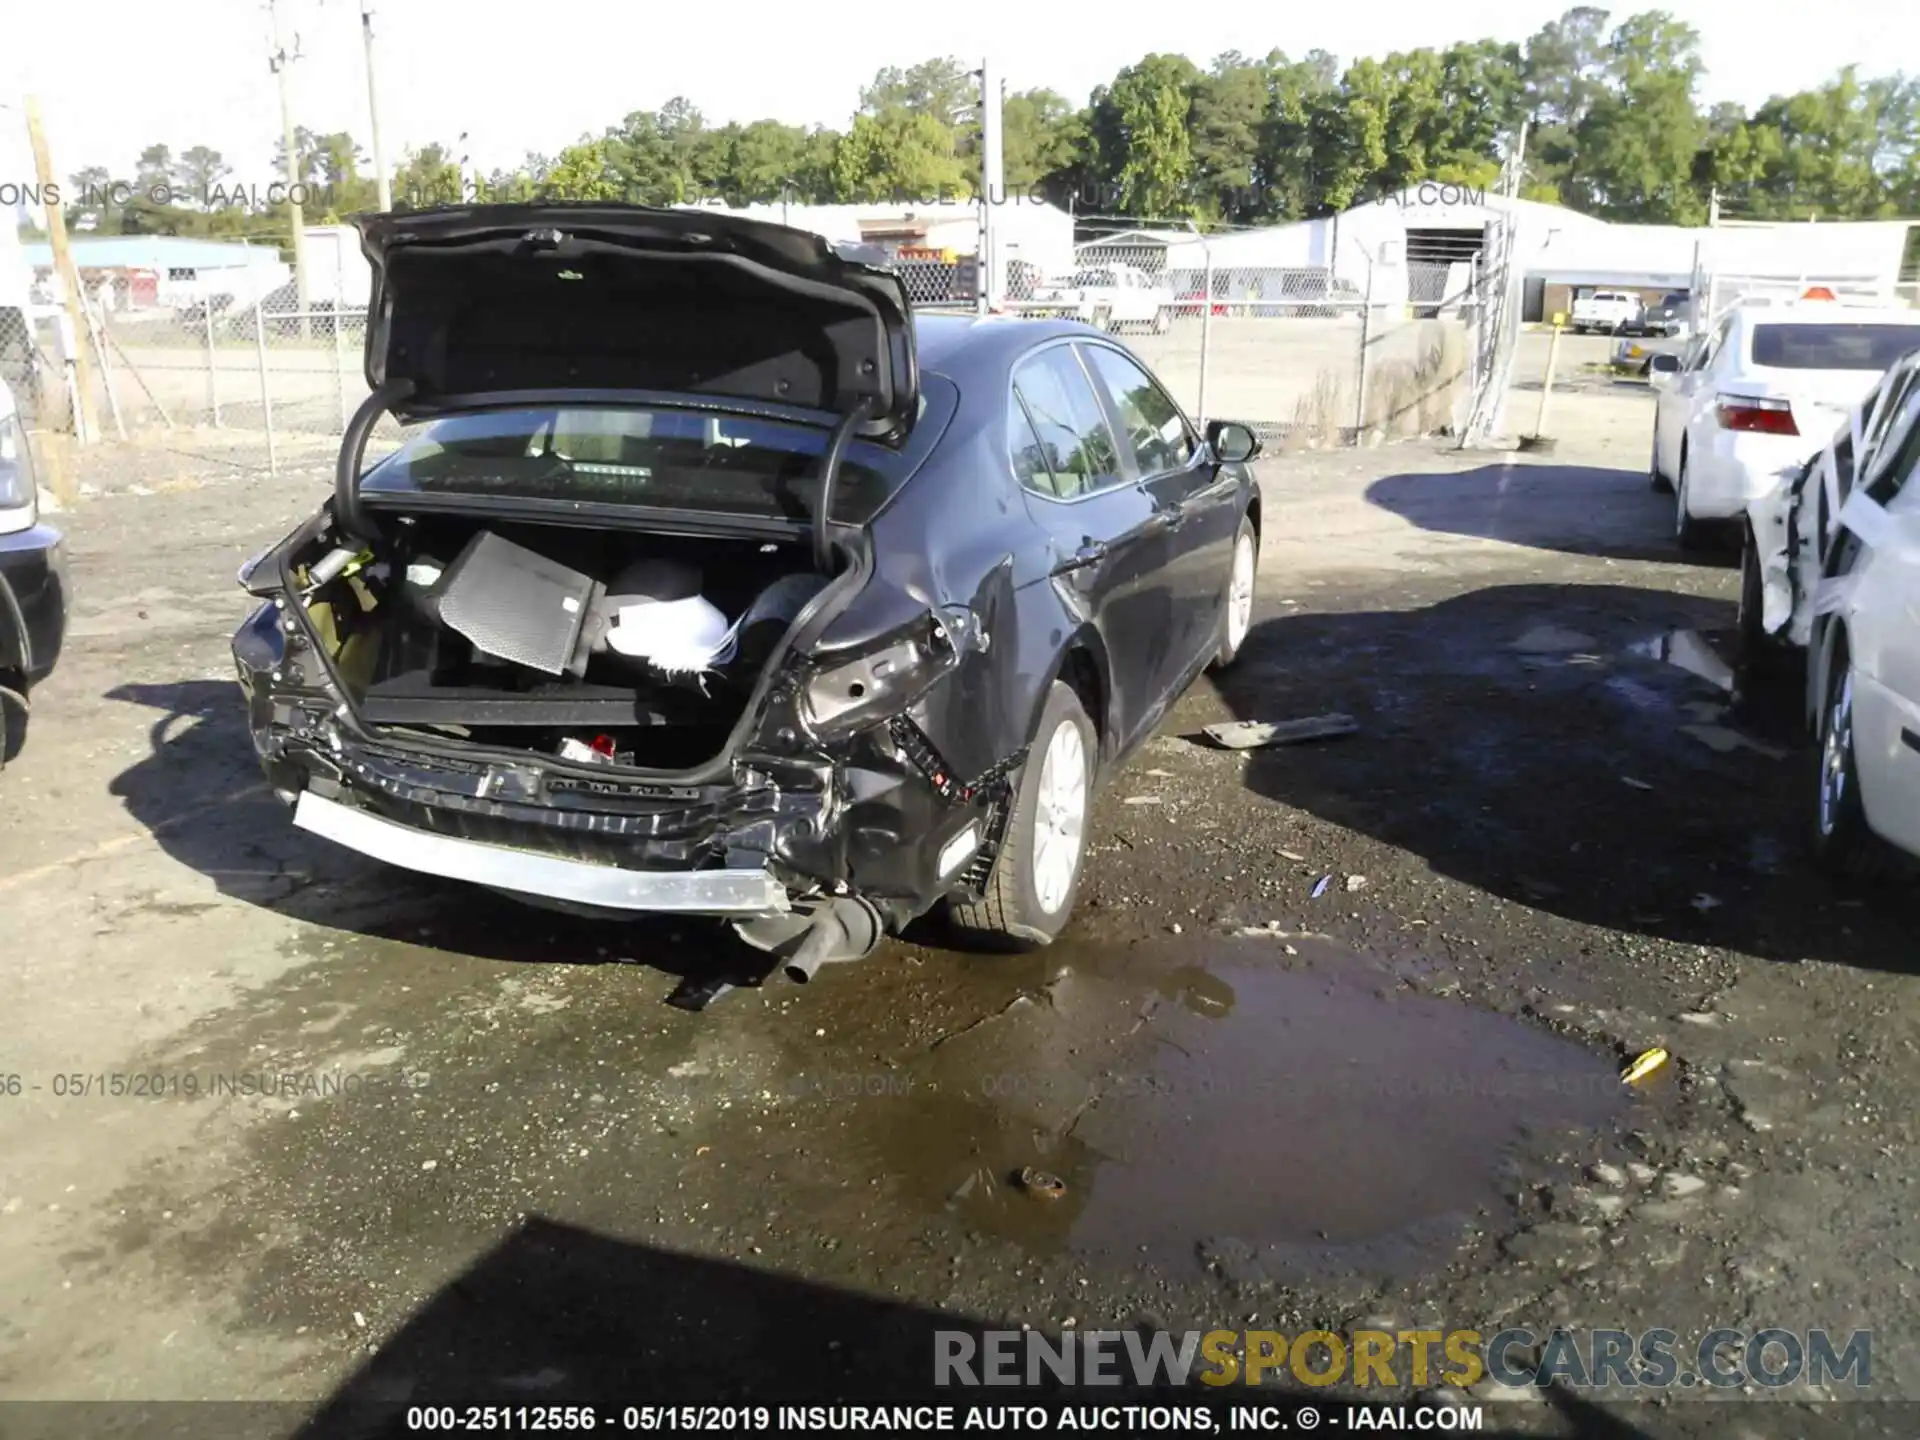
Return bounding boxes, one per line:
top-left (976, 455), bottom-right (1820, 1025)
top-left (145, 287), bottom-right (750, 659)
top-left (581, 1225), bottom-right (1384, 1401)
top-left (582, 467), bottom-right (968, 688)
top-left (1751, 324), bottom-right (1920, 372)
top-left (359, 405), bottom-right (911, 523)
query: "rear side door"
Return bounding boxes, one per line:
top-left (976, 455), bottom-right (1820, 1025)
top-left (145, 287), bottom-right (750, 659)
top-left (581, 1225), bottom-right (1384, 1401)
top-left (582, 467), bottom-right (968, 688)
top-left (1010, 343), bottom-right (1172, 754)
top-left (1077, 341), bottom-right (1236, 685)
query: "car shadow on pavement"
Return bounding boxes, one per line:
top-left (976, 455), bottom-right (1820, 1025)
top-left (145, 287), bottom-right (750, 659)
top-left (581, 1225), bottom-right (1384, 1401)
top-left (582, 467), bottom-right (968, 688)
top-left (1365, 464), bottom-right (1738, 567)
top-left (281, 1216), bottom-right (1656, 1438)
top-left (103, 679), bottom-right (773, 996)
top-left (1210, 581), bottom-right (1920, 977)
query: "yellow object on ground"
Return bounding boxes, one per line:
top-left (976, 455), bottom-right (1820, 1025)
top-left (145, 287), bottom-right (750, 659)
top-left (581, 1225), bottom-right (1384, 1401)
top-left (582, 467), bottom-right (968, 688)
top-left (1622, 1047), bottom-right (1669, 1085)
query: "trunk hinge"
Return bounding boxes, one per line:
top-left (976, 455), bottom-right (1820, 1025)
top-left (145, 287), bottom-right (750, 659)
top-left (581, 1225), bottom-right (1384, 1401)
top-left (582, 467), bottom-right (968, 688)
top-left (335, 378), bottom-right (417, 542)
top-left (813, 396), bottom-right (876, 575)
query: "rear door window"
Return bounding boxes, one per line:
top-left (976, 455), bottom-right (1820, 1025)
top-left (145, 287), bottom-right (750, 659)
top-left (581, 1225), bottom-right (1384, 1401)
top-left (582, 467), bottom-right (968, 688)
top-left (1750, 324), bottom-right (1920, 371)
top-left (1010, 347), bottom-right (1126, 500)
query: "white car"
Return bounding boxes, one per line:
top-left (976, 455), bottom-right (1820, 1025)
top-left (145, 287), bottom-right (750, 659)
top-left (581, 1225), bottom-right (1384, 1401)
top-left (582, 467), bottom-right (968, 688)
top-left (1027, 265), bottom-right (1172, 334)
top-left (1739, 348), bottom-right (1920, 703)
top-left (1648, 301), bottom-right (1920, 550)
top-left (1571, 290), bottom-right (1643, 334)
top-left (1792, 368), bottom-right (1920, 875)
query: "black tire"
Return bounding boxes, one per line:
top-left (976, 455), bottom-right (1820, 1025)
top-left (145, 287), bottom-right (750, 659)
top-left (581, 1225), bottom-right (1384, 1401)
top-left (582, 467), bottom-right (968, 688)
top-left (947, 681), bottom-right (1096, 949)
top-left (1209, 515), bottom-right (1259, 671)
top-left (1809, 640), bottom-right (1901, 880)
top-left (1649, 422), bottom-right (1672, 493)
top-left (1675, 452), bottom-right (1711, 551)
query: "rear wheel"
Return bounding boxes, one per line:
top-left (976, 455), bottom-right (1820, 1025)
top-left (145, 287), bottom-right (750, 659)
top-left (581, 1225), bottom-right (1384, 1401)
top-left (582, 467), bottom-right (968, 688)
top-left (1675, 454), bottom-right (1711, 551)
top-left (947, 681), bottom-right (1096, 948)
top-left (1810, 641), bottom-right (1901, 880)
top-left (1649, 422), bottom-right (1672, 493)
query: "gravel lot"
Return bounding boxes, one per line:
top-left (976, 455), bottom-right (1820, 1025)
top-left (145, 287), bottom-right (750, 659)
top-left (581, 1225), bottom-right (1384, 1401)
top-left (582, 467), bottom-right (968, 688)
top-left (3, 370), bottom-right (1917, 1437)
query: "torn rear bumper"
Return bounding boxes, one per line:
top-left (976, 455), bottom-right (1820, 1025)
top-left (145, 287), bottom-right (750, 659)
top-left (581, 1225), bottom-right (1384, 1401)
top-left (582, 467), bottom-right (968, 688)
top-left (293, 788), bottom-right (792, 916)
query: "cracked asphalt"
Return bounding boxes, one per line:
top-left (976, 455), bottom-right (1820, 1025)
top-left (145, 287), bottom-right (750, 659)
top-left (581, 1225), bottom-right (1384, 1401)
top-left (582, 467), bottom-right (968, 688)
top-left (2, 381), bottom-right (1917, 1438)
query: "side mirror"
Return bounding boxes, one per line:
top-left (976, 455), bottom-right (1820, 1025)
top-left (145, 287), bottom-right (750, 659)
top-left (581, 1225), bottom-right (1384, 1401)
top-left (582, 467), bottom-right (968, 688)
top-left (1649, 352), bottom-right (1681, 374)
top-left (1207, 419), bottom-right (1261, 464)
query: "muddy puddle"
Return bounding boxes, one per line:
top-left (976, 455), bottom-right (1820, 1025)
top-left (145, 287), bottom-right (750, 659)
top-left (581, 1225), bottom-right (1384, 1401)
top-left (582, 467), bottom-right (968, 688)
top-left (849, 937), bottom-right (1633, 1284)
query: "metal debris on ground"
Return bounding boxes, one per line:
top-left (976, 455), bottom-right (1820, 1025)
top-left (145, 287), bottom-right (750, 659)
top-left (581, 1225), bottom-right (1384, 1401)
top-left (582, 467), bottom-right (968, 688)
top-left (1345, 875), bottom-right (1368, 892)
top-left (1279, 849), bottom-right (1306, 861)
top-left (1622, 1048), bottom-right (1670, 1086)
top-left (1311, 875), bottom-right (1333, 899)
top-left (1200, 714), bottom-right (1359, 750)
top-left (1123, 795), bottom-right (1164, 805)
top-left (1620, 776), bottom-right (1654, 791)
top-left (665, 975), bottom-right (738, 1011)
top-left (1017, 1166), bottom-right (1067, 1200)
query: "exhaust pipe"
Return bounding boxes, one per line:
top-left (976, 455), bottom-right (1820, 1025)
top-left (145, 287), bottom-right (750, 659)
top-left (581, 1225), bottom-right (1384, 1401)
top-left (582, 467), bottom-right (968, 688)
top-left (783, 896), bottom-right (885, 984)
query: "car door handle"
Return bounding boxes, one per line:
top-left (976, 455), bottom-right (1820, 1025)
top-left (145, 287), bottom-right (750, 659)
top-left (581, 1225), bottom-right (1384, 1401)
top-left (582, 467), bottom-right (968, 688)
top-left (1053, 540), bottom-right (1110, 575)
top-left (1144, 504), bottom-right (1185, 536)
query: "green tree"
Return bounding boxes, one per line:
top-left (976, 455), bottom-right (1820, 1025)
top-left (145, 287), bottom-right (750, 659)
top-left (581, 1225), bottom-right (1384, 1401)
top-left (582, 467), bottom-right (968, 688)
top-left (1089, 54), bottom-right (1201, 217)
top-left (1523, 6), bottom-right (1615, 196)
top-left (393, 143), bottom-right (464, 208)
top-left (1257, 50), bottom-right (1343, 219)
top-left (831, 109), bottom-right (967, 202)
top-left (134, 144), bottom-right (173, 190)
top-left (538, 139), bottom-right (624, 200)
top-left (1001, 89), bottom-right (1082, 197)
top-left (1188, 56), bottom-right (1269, 221)
top-left (173, 145), bottom-right (230, 204)
top-left (1568, 11), bottom-right (1708, 221)
top-left (604, 98), bottom-right (709, 203)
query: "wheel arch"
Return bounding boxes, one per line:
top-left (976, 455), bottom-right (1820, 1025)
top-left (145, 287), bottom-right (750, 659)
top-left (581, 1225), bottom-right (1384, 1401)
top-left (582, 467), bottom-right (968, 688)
top-left (1037, 630), bottom-right (1111, 776)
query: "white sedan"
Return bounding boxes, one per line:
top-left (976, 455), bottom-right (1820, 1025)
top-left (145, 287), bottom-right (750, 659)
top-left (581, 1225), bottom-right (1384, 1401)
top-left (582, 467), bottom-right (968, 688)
top-left (1738, 349), bottom-right (1920, 703)
top-left (1648, 301), bottom-right (1920, 550)
top-left (1797, 371), bottom-right (1920, 876)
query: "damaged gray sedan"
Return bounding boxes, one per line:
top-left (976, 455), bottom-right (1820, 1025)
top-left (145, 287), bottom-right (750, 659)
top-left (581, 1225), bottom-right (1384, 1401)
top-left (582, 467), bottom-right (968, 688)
top-left (232, 205), bottom-right (1263, 979)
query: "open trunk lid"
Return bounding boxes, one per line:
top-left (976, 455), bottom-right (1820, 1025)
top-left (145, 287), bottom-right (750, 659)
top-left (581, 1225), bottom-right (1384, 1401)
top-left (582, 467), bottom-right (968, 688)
top-left (353, 204), bottom-right (918, 431)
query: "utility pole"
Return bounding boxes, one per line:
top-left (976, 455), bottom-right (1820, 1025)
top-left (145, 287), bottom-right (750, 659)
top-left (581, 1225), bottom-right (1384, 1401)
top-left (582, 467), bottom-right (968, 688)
top-left (267, 0), bottom-right (311, 337)
top-left (23, 96), bottom-right (99, 441)
top-left (1506, 122), bottom-right (1528, 201)
top-left (1708, 187), bottom-right (1721, 227)
top-left (977, 56), bottom-right (1004, 314)
top-left (361, 1), bottom-right (391, 210)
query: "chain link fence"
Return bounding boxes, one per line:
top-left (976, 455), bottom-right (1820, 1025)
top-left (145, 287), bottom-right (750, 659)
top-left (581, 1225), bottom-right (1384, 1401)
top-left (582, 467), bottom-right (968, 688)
top-left (993, 225), bottom-right (1478, 448)
top-left (12, 213), bottom-right (1497, 498)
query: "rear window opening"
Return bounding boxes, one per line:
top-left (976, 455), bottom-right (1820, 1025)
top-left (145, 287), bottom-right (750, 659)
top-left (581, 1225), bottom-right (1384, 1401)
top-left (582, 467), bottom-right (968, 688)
top-left (1751, 324), bottom-right (1920, 372)
top-left (361, 405), bottom-right (915, 525)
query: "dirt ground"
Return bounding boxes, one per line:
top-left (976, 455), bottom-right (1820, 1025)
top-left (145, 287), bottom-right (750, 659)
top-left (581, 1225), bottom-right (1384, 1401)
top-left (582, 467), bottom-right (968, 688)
top-left (3, 371), bottom-right (1918, 1437)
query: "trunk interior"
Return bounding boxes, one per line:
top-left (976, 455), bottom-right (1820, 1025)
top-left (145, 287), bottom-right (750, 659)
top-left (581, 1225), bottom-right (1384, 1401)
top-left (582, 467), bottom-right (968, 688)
top-left (298, 514), bottom-right (833, 773)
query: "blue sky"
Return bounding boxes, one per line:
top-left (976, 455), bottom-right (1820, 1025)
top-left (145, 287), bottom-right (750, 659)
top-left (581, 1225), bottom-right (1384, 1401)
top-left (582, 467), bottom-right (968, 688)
top-left (3, 0), bottom-right (1913, 189)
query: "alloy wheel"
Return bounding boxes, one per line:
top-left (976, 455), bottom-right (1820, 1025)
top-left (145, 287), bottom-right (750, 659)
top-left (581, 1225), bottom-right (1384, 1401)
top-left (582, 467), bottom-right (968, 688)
top-left (1029, 718), bottom-right (1088, 915)
top-left (1226, 532), bottom-right (1256, 651)
top-left (1818, 667), bottom-right (1855, 839)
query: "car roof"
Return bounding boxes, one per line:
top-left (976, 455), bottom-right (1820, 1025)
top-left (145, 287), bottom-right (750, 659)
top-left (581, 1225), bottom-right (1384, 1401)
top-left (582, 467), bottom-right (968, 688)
top-left (912, 312), bottom-right (1119, 378)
